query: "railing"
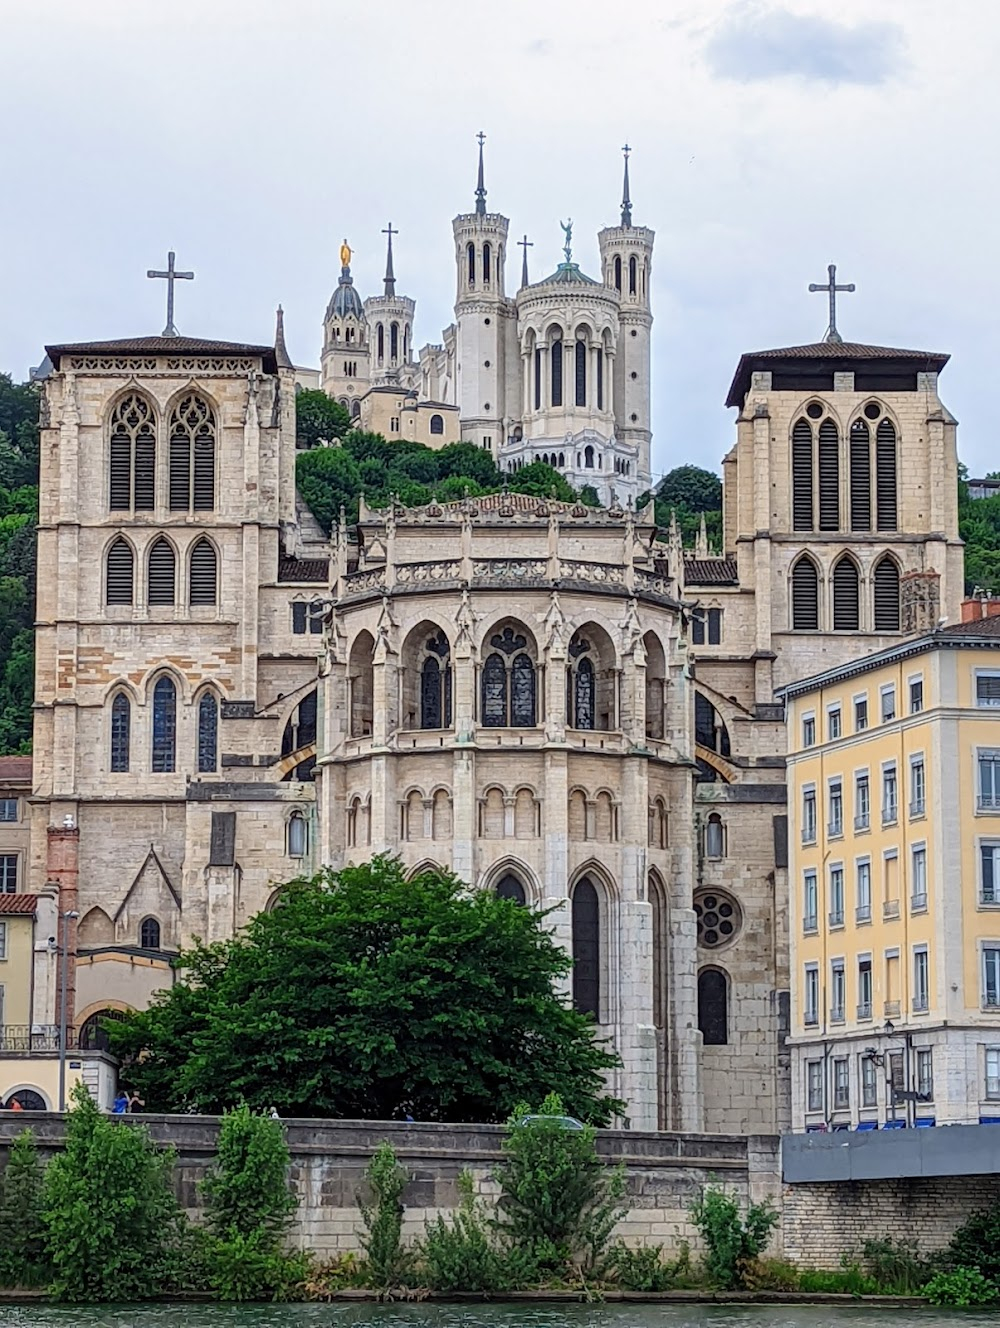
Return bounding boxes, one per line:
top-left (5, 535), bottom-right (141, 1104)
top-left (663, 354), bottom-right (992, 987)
top-left (883, 899), bottom-right (901, 920)
top-left (801, 826), bottom-right (817, 845)
top-left (804, 1011), bottom-right (819, 1027)
top-left (473, 558), bottom-right (548, 582)
top-left (830, 1005), bottom-right (845, 1023)
top-left (828, 908), bottom-right (844, 927)
top-left (0, 1026), bottom-right (80, 1053)
top-left (884, 999), bottom-right (901, 1017)
top-left (910, 799), bottom-right (926, 817)
top-left (396, 560), bottom-right (462, 586)
top-left (558, 559), bottom-right (626, 586)
top-left (857, 1002), bottom-right (873, 1020)
top-left (882, 805), bottom-right (898, 826)
top-left (341, 567), bottom-right (386, 596)
top-left (978, 794), bottom-right (1000, 812)
top-left (828, 819), bottom-right (843, 837)
top-left (803, 914), bottom-right (818, 934)
top-left (854, 813), bottom-right (870, 831)
top-left (856, 903), bottom-right (872, 923)
top-left (913, 995), bottom-right (929, 1013)
top-left (983, 888), bottom-right (1000, 905)
top-left (911, 892), bottom-right (928, 912)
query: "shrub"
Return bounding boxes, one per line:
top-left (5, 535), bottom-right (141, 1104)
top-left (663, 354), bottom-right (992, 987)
top-left (741, 1256), bottom-right (800, 1292)
top-left (605, 1241), bottom-right (691, 1291)
top-left (358, 1142), bottom-right (411, 1290)
top-left (41, 1083), bottom-right (186, 1302)
top-left (924, 1266), bottom-right (998, 1307)
top-left (302, 1252), bottom-right (366, 1299)
top-left (201, 1231), bottom-right (310, 1303)
top-left (0, 1129), bottom-right (48, 1287)
top-left (422, 1170), bottom-right (513, 1292)
top-left (689, 1185), bottom-right (779, 1290)
top-left (494, 1094), bottom-right (627, 1275)
top-left (201, 1104), bottom-right (296, 1248)
top-left (945, 1199), bottom-right (1000, 1283)
top-left (797, 1261), bottom-right (879, 1295)
top-left (861, 1236), bottom-right (932, 1292)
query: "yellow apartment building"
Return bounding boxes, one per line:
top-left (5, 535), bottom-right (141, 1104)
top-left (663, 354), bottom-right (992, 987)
top-left (780, 612), bottom-right (1000, 1129)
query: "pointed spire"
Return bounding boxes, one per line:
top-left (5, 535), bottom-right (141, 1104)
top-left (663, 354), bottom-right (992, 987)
top-left (475, 131), bottom-right (487, 216)
top-left (381, 223), bottom-right (397, 297)
top-left (518, 234), bottom-right (533, 288)
top-left (621, 143), bottom-right (633, 227)
top-left (274, 305), bottom-right (292, 370)
top-left (696, 512), bottom-right (709, 558)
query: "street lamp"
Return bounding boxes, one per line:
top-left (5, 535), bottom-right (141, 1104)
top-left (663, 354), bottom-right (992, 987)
top-left (57, 909), bottom-right (79, 1112)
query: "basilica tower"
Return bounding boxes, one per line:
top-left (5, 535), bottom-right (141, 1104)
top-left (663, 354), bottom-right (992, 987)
top-left (321, 241), bottom-right (369, 418)
top-left (598, 148), bottom-right (654, 489)
top-left (364, 225), bottom-right (417, 389)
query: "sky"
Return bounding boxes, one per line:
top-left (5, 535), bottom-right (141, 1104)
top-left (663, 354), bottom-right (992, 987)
top-left (1, 0), bottom-right (997, 481)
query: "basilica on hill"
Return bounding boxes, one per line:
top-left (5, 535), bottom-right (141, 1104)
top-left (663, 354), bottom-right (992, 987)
top-left (14, 137), bottom-right (964, 1131)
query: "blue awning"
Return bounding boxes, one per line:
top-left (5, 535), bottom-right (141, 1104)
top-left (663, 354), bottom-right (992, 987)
top-left (883, 1119), bottom-right (906, 1129)
top-left (980, 1115), bottom-right (1000, 1125)
top-left (914, 1117), bottom-right (936, 1127)
top-left (856, 1120), bottom-right (878, 1130)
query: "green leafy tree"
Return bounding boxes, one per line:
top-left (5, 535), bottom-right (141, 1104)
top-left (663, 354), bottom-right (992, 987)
top-left (358, 1142), bottom-right (411, 1290)
top-left (294, 390), bottom-right (350, 449)
top-left (201, 1104), bottom-right (296, 1247)
top-left (435, 442), bottom-right (500, 486)
top-left (0, 1129), bottom-right (48, 1286)
top-left (41, 1083), bottom-right (186, 1302)
top-left (110, 858), bottom-right (622, 1124)
top-left (945, 1198), bottom-right (1000, 1284)
top-left (506, 460), bottom-right (577, 503)
top-left (655, 464), bottom-right (722, 513)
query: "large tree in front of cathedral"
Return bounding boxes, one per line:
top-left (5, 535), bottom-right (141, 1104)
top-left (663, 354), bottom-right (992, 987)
top-left (109, 858), bottom-right (623, 1124)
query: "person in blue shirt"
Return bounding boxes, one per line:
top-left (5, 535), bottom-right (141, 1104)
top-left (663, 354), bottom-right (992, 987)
top-left (111, 1091), bottom-right (129, 1115)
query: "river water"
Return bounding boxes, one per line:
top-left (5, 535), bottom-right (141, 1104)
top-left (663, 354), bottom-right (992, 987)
top-left (0, 1305), bottom-right (990, 1328)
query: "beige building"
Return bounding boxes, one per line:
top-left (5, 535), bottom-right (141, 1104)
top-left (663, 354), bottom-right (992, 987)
top-left (0, 757), bottom-right (31, 899)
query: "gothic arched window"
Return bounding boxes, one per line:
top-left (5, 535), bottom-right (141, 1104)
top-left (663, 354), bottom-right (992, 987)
top-left (849, 419), bottom-right (872, 531)
top-left (430, 413), bottom-right (444, 435)
top-left (151, 676), bottom-right (177, 773)
top-left (147, 538), bottom-right (176, 606)
top-left (584, 445), bottom-right (594, 469)
top-left (791, 556), bottom-right (819, 631)
top-left (189, 537), bottom-right (218, 606)
top-left (467, 243), bottom-right (475, 286)
top-left (480, 627), bottom-right (536, 728)
top-left (792, 418), bottom-right (813, 531)
top-left (110, 693), bottom-right (130, 772)
top-left (695, 693), bottom-right (730, 757)
top-left (168, 394), bottom-right (215, 511)
top-left (140, 917), bottom-right (161, 950)
top-left (832, 555), bottom-right (860, 630)
top-left (390, 322), bottom-right (399, 362)
top-left (420, 632), bottom-right (452, 730)
top-left (376, 323), bottom-right (384, 362)
top-left (614, 255), bottom-right (622, 291)
top-left (511, 653), bottom-right (536, 727)
top-left (496, 873), bottom-right (526, 905)
top-left (197, 692), bottom-right (218, 772)
top-left (550, 339), bottom-right (563, 407)
top-left (818, 418), bottom-right (840, 531)
top-left (108, 392), bottom-right (156, 512)
top-left (705, 812), bottom-right (726, 859)
top-left (876, 418), bottom-right (898, 531)
top-left (105, 537), bottom-right (134, 605)
top-left (575, 340), bottom-right (587, 406)
top-left (287, 810), bottom-right (307, 857)
top-left (629, 255), bottom-right (637, 295)
top-left (572, 655), bottom-right (595, 730)
top-left (698, 968), bottom-right (728, 1045)
top-left (873, 555), bottom-right (901, 631)
top-left (572, 877), bottom-right (600, 1018)
top-left (483, 241), bottom-right (491, 286)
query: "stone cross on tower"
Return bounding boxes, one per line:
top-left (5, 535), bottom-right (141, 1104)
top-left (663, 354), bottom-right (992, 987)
top-left (808, 263), bottom-right (856, 345)
top-left (147, 250), bottom-right (194, 338)
top-left (518, 234), bottom-right (533, 288)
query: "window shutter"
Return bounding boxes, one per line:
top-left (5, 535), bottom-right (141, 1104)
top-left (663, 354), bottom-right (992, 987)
top-left (189, 538), bottom-right (217, 605)
top-left (832, 557), bottom-right (860, 630)
top-left (133, 434), bottom-right (156, 510)
top-left (792, 557), bottom-right (819, 630)
top-left (109, 430), bottom-right (131, 510)
top-left (792, 419), bottom-right (813, 530)
top-left (169, 432), bottom-right (191, 510)
top-left (873, 556), bottom-right (900, 630)
top-left (147, 538), bottom-right (176, 605)
top-left (818, 419), bottom-right (840, 530)
top-left (849, 419), bottom-right (872, 530)
top-left (105, 538), bottom-right (134, 605)
top-left (876, 419), bottom-right (898, 530)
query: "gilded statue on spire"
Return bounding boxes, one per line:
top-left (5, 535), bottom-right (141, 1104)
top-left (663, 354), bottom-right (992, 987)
top-left (339, 239), bottom-right (352, 269)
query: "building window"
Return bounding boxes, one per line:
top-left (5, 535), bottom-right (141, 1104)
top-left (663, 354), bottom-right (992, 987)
top-left (981, 843), bottom-right (1000, 904)
top-left (880, 685), bottom-right (896, 723)
top-left (829, 866), bottom-right (845, 927)
top-left (882, 765), bottom-right (898, 825)
top-left (390, 416), bottom-right (400, 433)
top-left (818, 419), bottom-right (840, 530)
top-left (791, 556), bottom-right (819, 630)
top-left (108, 391), bottom-right (156, 512)
top-left (802, 787), bottom-right (817, 844)
top-left (496, 874), bottom-right (527, 905)
top-left (0, 857), bottom-right (16, 894)
top-left (803, 870), bottom-right (818, 933)
top-left (827, 707), bottom-right (842, 740)
top-left (831, 962), bottom-right (846, 1022)
top-left (105, 537), bottom-right (135, 605)
top-left (854, 696), bottom-right (868, 731)
top-left (855, 773), bottom-right (870, 830)
top-left (792, 418), bottom-right (814, 530)
top-left (140, 917), bottom-right (161, 950)
top-left (420, 632), bottom-right (453, 730)
top-left (0, 800), bottom-right (15, 823)
top-left (697, 968), bottom-right (728, 1045)
top-left (858, 957), bottom-right (873, 1019)
top-left (110, 693), bottom-right (131, 772)
top-left (480, 628), bottom-right (536, 728)
top-left (197, 693), bottom-right (218, 773)
top-left (704, 813), bottom-right (725, 859)
top-left (856, 860), bottom-right (872, 923)
top-left (571, 877), bottom-right (600, 1018)
top-left (833, 1055), bottom-right (849, 1107)
top-left (804, 964), bottom-right (819, 1026)
top-left (575, 340), bottom-right (587, 406)
top-left (913, 947), bottom-right (929, 1012)
top-left (979, 751), bottom-right (1000, 811)
top-left (873, 556), bottom-right (901, 630)
top-left (910, 757), bottom-right (926, 817)
top-left (287, 811), bottom-right (308, 858)
top-left (550, 339), bottom-right (563, 407)
top-left (806, 1060), bottom-right (823, 1112)
top-left (694, 891), bottom-right (740, 947)
top-left (151, 676), bottom-right (177, 773)
top-left (147, 538), bottom-right (177, 606)
top-left (168, 394), bottom-right (216, 512)
top-left (828, 780), bottom-right (843, 837)
top-left (0, 921), bottom-right (7, 960)
top-left (832, 555), bottom-right (860, 630)
top-left (802, 714), bottom-right (815, 748)
top-left (691, 609), bottom-right (723, 646)
top-left (984, 946), bottom-right (1000, 1008)
top-left (986, 1048), bottom-right (1000, 1099)
top-left (909, 678), bottom-right (924, 714)
top-left (429, 413), bottom-right (444, 435)
top-left (189, 538), bottom-right (218, 606)
top-left (976, 673), bottom-right (1000, 708)
top-left (292, 601), bottom-right (324, 635)
top-left (911, 845), bottom-right (927, 911)
top-left (876, 418), bottom-right (898, 531)
top-left (916, 1048), bottom-right (933, 1100)
top-left (860, 1053), bottom-right (877, 1106)
top-left (849, 417), bottom-right (872, 531)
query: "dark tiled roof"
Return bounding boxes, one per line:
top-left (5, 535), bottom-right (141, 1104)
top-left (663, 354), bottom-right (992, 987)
top-left (0, 895), bottom-right (38, 915)
top-left (726, 341), bottom-right (950, 408)
top-left (278, 557), bottom-right (329, 584)
top-left (684, 555), bottom-right (738, 586)
top-left (937, 614), bottom-right (1000, 638)
top-left (46, 336), bottom-right (279, 374)
top-left (0, 756), bottom-right (32, 782)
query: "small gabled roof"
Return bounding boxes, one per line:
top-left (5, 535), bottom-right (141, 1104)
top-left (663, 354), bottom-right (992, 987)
top-left (0, 895), bottom-right (38, 915)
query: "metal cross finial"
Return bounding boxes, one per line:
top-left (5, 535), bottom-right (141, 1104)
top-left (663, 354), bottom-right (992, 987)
top-left (382, 222), bottom-right (398, 297)
top-left (808, 263), bottom-right (856, 345)
top-left (621, 143), bottom-right (633, 227)
top-left (475, 130), bottom-right (487, 216)
top-left (518, 234), bottom-right (533, 288)
top-left (146, 250), bottom-right (194, 337)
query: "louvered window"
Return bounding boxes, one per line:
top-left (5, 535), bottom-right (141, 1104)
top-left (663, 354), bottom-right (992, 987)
top-left (105, 537), bottom-right (134, 605)
top-left (876, 419), bottom-right (898, 530)
top-left (551, 340), bottom-right (563, 407)
top-left (147, 538), bottom-right (176, 606)
top-left (818, 419), bottom-right (840, 530)
top-left (873, 556), bottom-right (900, 631)
top-left (575, 340), bottom-right (587, 406)
top-left (792, 557), bottom-right (819, 630)
top-left (792, 419), bottom-right (813, 530)
top-left (169, 395), bottom-right (215, 512)
top-left (189, 538), bottom-right (217, 605)
top-left (151, 676), bottom-right (176, 772)
top-left (197, 693), bottom-right (218, 772)
top-left (110, 693), bottom-right (130, 772)
top-left (108, 393), bottom-right (156, 512)
top-left (833, 556), bottom-right (860, 630)
top-left (849, 419), bottom-right (872, 530)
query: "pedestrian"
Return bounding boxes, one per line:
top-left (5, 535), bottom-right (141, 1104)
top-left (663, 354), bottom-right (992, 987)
top-left (112, 1090), bottom-right (129, 1115)
top-left (269, 1106), bottom-right (280, 1119)
top-left (8, 1097), bottom-right (23, 1113)
top-left (126, 1091), bottom-right (145, 1113)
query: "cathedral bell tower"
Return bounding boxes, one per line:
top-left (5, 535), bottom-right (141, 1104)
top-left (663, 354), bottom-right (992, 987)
top-left (598, 147), bottom-right (654, 489)
top-left (364, 224), bottom-right (417, 389)
top-left (453, 133), bottom-right (513, 452)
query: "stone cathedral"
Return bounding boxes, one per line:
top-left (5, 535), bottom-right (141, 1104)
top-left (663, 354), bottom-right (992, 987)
top-left (23, 142), bottom-right (964, 1132)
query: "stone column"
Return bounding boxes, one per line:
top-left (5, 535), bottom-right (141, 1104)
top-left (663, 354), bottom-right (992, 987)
top-left (46, 823), bottom-right (79, 1032)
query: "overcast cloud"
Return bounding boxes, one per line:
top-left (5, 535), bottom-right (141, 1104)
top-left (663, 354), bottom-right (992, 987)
top-left (0, 0), bottom-right (996, 479)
